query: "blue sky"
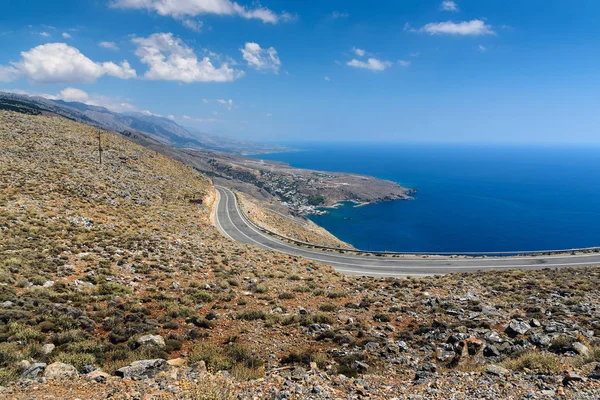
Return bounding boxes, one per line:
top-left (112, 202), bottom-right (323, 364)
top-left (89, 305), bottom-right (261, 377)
top-left (1, 0), bottom-right (600, 143)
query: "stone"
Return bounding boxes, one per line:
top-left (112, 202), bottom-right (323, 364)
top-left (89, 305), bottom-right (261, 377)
top-left (484, 344), bottom-right (500, 357)
top-left (1, 301), bottom-right (14, 308)
top-left (16, 360), bottom-right (31, 371)
top-left (44, 362), bottom-right (78, 380)
top-left (19, 363), bottom-right (46, 380)
top-left (505, 320), bottom-right (531, 337)
top-left (136, 334), bottom-right (166, 348)
top-left (42, 343), bottom-right (55, 355)
top-left (86, 369), bottom-right (110, 383)
top-left (563, 372), bottom-right (585, 386)
top-left (572, 342), bottom-right (590, 357)
top-left (588, 364), bottom-right (600, 380)
top-left (486, 364), bottom-right (510, 376)
top-left (167, 358), bottom-right (186, 367)
top-left (115, 359), bottom-right (167, 379)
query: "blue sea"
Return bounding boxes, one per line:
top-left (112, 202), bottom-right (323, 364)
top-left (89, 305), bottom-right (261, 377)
top-left (251, 143), bottom-right (600, 253)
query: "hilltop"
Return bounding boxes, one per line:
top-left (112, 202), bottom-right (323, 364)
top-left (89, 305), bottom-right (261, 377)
top-left (0, 111), bottom-right (599, 399)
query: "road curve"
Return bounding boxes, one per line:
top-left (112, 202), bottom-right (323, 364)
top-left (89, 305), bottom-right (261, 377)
top-left (214, 186), bottom-right (600, 277)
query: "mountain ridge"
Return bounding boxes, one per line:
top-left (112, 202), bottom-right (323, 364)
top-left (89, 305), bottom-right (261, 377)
top-left (0, 91), bottom-right (290, 155)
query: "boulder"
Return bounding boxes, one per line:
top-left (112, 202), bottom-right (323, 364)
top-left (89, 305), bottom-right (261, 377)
top-left (86, 369), bottom-right (110, 383)
top-left (572, 342), bottom-right (590, 357)
top-left (42, 343), bottom-right (55, 355)
top-left (505, 320), bottom-right (531, 337)
top-left (19, 363), bottom-right (46, 381)
top-left (44, 362), bottom-right (78, 380)
top-left (486, 364), bottom-right (510, 376)
top-left (115, 359), bottom-right (166, 379)
top-left (563, 372), bottom-right (585, 386)
top-left (136, 334), bottom-right (166, 348)
top-left (166, 358), bottom-right (186, 367)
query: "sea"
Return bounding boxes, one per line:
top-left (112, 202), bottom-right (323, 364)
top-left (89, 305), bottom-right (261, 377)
top-left (251, 143), bottom-right (600, 253)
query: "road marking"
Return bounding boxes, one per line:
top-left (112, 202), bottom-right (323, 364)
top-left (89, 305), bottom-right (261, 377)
top-left (214, 189), bottom-right (236, 241)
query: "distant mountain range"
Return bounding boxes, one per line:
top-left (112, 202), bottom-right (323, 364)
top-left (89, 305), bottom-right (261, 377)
top-left (0, 91), bottom-right (290, 155)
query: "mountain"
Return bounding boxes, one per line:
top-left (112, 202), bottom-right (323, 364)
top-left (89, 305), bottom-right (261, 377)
top-left (0, 91), bottom-right (290, 155)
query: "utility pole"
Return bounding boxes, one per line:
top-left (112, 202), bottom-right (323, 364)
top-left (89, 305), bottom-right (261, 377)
top-left (98, 130), bottom-right (103, 167)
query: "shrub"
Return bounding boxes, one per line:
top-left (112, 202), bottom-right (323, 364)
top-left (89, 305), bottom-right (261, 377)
top-left (176, 374), bottom-right (235, 400)
top-left (318, 304), bottom-right (337, 312)
top-left (502, 351), bottom-right (563, 374)
top-left (55, 352), bottom-right (96, 372)
top-left (278, 292), bottom-right (295, 300)
top-left (236, 310), bottom-right (266, 321)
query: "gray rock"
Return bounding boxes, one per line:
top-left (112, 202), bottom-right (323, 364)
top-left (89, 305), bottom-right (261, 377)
top-left (530, 333), bottom-right (552, 347)
top-left (505, 320), bottom-right (531, 337)
top-left (44, 362), bottom-right (78, 380)
top-left (1, 301), bottom-right (14, 308)
top-left (42, 343), bottom-right (55, 355)
top-left (484, 344), bottom-right (500, 357)
top-left (563, 372), bottom-right (585, 386)
top-left (588, 364), bottom-right (600, 380)
top-left (16, 360), bottom-right (31, 371)
top-left (42, 280), bottom-right (55, 288)
top-left (19, 363), bottom-right (46, 381)
top-left (115, 359), bottom-right (166, 379)
top-left (572, 342), bottom-right (590, 357)
top-left (136, 334), bottom-right (166, 348)
top-left (486, 364), bottom-right (510, 376)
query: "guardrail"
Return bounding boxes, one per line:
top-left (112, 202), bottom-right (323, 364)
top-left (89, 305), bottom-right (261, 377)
top-left (227, 188), bottom-right (600, 258)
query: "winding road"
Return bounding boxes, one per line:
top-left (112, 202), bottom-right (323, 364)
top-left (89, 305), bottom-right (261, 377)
top-left (214, 186), bottom-right (600, 277)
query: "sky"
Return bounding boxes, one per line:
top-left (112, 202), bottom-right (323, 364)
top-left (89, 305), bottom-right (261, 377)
top-left (1, 0), bottom-right (600, 144)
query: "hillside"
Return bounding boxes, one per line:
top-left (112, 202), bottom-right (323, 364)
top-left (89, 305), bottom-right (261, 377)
top-left (0, 111), bottom-right (599, 399)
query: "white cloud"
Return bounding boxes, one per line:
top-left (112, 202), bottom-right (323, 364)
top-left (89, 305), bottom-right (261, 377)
top-left (410, 52), bottom-right (420, 58)
top-left (62, 32), bottom-right (72, 39)
top-left (111, 0), bottom-right (290, 24)
top-left (265, 113), bottom-right (272, 117)
top-left (202, 98), bottom-right (209, 103)
top-left (352, 47), bottom-right (366, 57)
top-left (324, 76), bottom-right (331, 81)
top-left (346, 58), bottom-right (392, 72)
top-left (0, 66), bottom-right (21, 82)
top-left (331, 11), bottom-right (349, 19)
top-left (398, 60), bottom-right (411, 67)
top-left (46, 87), bottom-right (137, 112)
top-left (241, 42), bottom-right (281, 74)
top-left (217, 99), bottom-right (233, 110)
top-left (132, 32), bottom-right (243, 83)
top-left (418, 20), bottom-right (495, 36)
top-left (0, 43), bottom-right (136, 84)
top-left (40, 32), bottom-right (51, 37)
top-left (441, 1), bottom-right (459, 12)
top-left (99, 41), bottom-right (119, 50)
top-left (478, 45), bottom-right (487, 52)
top-left (168, 114), bottom-right (175, 120)
top-left (181, 19), bottom-right (203, 31)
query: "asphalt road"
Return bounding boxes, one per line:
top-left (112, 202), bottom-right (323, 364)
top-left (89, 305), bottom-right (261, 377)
top-left (214, 186), bottom-right (600, 277)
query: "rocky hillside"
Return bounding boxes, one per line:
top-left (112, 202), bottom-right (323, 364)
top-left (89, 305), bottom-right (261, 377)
top-left (0, 111), bottom-right (599, 399)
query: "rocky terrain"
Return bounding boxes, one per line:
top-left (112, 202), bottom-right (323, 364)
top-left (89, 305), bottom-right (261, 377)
top-left (0, 111), bottom-right (599, 399)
